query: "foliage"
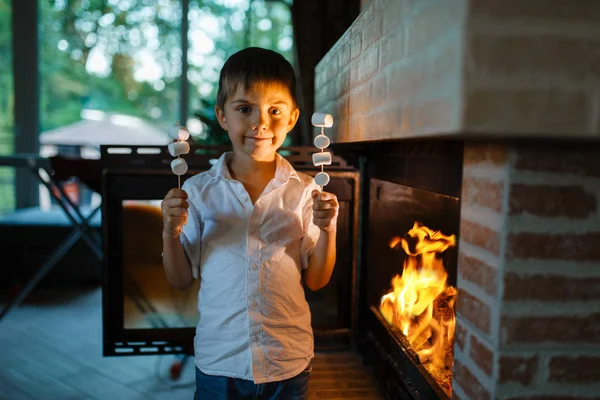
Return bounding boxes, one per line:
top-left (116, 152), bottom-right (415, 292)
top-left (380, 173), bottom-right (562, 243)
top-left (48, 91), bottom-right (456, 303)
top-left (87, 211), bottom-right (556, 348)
top-left (0, 0), bottom-right (294, 213)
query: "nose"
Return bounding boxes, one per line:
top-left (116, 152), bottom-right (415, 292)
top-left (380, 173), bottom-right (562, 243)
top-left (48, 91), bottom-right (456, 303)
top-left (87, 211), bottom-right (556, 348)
top-left (252, 111), bottom-right (269, 131)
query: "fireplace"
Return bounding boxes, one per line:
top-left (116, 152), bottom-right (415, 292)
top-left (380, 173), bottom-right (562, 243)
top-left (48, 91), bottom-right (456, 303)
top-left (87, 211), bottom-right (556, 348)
top-left (348, 141), bottom-right (463, 399)
top-left (313, 0), bottom-right (600, 399)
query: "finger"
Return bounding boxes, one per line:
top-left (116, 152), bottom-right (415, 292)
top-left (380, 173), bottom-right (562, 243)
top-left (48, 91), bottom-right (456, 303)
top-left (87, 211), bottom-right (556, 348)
top-left (313, 201), bottom-right (335, 211)
top-left (313, 218), bottom-right (332, 229)
top-left (318, 191), bottom-right (336, 202)
top-left (166, 207), bottom-right (188, 217)
top-left (163, 198), bottom-right (189, 209)
top-left (311, 189), bottom-right (320, 199)
top-left (165, 188), bottom-right (188, 200)
top-left (165, 215), bottom-right (187, 227)
top-left (313, 210), bottom-right (332, 219)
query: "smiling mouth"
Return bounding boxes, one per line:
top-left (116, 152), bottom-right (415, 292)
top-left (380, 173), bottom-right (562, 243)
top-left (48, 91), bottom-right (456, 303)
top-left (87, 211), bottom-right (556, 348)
top-left (245, 137), bottom-right (273, 141)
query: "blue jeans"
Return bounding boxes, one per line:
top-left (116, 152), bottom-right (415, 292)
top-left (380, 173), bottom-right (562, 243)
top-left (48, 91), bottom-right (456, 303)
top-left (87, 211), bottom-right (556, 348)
top-left (195, 366), bottom-right (310, 400)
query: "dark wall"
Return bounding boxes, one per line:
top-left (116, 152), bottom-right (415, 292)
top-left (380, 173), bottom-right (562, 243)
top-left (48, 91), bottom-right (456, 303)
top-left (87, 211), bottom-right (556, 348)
top-left (291, 0), bottom-right (360, 145)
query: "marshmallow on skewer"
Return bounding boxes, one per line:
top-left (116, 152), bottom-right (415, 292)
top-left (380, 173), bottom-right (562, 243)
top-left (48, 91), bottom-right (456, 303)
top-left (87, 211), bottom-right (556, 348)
top-left (178, 126), bottom-right (190, 141)
top-left (171, 158), bottom-right (188, 175)
top-left (314, 172), bottom-right (330, 186)
top-left (311, 113), bottom-right (334, 128)
top-left (314, 135), bottom-right (330, 149)
top-left (168, 141), bottom-right (190, 157)
top-left (311, 112), bottom-right (333, 189)
top-left (167, 121), bottom-right (190, 188)
top-left (312, 152), bottom-right (332, 167)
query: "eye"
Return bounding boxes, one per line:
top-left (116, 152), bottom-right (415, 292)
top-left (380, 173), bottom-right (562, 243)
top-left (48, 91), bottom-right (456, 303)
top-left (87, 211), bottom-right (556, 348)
top-left (237, 106), bottom-right (251, 114)
top-left (270, 108), bottom-right (282, 115)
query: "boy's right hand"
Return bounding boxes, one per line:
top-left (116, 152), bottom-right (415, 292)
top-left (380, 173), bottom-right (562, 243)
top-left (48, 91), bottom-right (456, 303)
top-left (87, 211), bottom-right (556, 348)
top-left (161, 188), bottom-right (189, 239)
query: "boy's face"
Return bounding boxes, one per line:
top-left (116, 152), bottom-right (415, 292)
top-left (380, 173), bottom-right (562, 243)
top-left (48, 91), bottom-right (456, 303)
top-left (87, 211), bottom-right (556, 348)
top-left (215, 82), bottom-right (299, 162)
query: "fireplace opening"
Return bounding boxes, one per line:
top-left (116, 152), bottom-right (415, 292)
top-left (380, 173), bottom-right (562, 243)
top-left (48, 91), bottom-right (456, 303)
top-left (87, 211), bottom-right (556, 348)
top-left (343, 140), bottom-right (463, 400)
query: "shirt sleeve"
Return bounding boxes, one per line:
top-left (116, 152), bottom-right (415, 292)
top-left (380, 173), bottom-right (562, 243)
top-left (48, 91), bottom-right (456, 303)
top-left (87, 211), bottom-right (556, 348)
top-left (180, 183), bottom-right (202, 279)
top-left (300, 181), bottom-right (321, 270)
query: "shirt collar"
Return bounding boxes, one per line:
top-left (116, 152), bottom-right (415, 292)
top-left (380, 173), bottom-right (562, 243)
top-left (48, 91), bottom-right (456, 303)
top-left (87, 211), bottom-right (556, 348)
top-left (209, 151), bottom-right (301, 184)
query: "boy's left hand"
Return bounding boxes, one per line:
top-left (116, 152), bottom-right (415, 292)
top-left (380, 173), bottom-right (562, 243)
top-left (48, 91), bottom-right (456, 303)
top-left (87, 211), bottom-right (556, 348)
top-left (312, 190), bottom-right (339, 232)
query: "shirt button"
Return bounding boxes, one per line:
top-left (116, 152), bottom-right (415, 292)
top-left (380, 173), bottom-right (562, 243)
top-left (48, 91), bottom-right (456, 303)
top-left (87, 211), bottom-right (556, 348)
top-left (251, 335), bottom-right (259, 343)
top-left (251, 263), bottom-right (258, 270)
top-left (249, 226), bottom-right (256, 234)
top-left (241, 196), bottom-right (249, 202)
top-left (250, 300), bottom-right (258, 308)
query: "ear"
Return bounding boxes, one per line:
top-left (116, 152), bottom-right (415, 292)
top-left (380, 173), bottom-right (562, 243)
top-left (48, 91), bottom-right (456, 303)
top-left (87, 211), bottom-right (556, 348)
top-left (215, 106), bottom-right (228, 131)
top-left (287, 107), bottom-right (300, 132)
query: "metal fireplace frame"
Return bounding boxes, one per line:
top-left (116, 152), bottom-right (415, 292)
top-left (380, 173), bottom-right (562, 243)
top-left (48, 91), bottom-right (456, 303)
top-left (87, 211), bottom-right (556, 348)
top-left (100, 144), bottom-right (360, 356)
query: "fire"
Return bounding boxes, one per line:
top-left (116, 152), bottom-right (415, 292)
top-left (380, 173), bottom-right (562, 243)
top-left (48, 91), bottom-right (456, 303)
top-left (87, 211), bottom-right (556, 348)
top-left (379, 222), bottom-right (457, 395)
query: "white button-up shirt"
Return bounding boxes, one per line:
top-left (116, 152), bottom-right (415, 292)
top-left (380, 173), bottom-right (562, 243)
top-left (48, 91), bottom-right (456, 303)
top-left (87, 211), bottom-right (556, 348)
top-left (181, 152), bottom-right (321, 383)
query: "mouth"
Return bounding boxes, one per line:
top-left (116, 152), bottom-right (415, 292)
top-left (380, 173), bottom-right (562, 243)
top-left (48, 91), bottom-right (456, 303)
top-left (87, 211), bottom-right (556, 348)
top-left (245, 136), bottom-right (273, 141)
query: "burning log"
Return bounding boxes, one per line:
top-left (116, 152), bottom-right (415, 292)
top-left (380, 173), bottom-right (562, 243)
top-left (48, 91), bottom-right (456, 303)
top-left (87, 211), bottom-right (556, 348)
top-left (379, 222), bottom-right (457, 397)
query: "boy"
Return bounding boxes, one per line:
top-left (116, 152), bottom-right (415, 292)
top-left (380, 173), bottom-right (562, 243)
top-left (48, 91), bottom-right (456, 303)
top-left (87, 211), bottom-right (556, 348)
top-left (161, 47), bottom-right (339, 399)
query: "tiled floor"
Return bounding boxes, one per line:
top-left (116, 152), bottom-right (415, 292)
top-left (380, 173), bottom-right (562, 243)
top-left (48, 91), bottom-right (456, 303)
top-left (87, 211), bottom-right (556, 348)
top-left (0, 285), bottom-right (383, 399)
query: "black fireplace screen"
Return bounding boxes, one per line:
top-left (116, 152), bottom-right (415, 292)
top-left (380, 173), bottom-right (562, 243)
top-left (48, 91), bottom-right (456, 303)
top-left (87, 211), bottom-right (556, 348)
top-left (100, 145), bottom-right (359, 356)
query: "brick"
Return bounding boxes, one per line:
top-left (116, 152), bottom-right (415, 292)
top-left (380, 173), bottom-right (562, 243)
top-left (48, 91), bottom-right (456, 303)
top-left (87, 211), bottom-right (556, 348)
top-left (470, 335), bottom-right (494, 376)
top-left (454, 320), bottom-right (467, 352)
top-left (499, 355), bottom-right (537, 385)
top-left (464, 90), bottom-right (589, 134)
top-left (357, 46), bottom-right (379, 85)
top-left (370, 73), bottom-right (386, 108)
top-left (501, 313), bottom-right (600, 345)
top-left (412, 98), bottom-right (454, 133)
top-left (513, 144), bottom-right (600, 178)
top-left (460, 220), bottom-right (501, 256)
top-left (463, 143), bottom-right (507, 166)
top-left (452, 392), bottom-right (464, 400)
top-left (456, 289), bottom-right (491, 335)
top-left (469, 35), bottom-right (600, 80)
top-left (504, 273), bottom-right (600, 301)
top-left (406, 0), bottom-right (462, 56)
top-left (509, 184), bottom-right (596, 219)
top-left (549, 356), bottom-right (600, 383)
top-left (380, 0), bottom-right (413, 34)
top-left (461, 177), bottom-right (504, 213)
top-left (458, 252), bottom-right (497, 296)
top-left (380, 24), bottom-right (404, 68)
top-left (350, 30), bottom-right (362, 60)
top-left (453, 360), bottom-right (491, 400)
top-left (361, 4), bottom-right (382, 50)
top-left (507, 232), bottom-right (600, 262)
top-left (469, 0), bottom-right (600, 24)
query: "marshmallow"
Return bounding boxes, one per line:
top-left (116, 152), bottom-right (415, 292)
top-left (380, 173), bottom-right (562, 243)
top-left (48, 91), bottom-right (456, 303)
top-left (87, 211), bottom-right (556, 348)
top-left (314, 172), bottom-right (330, 186)
top-left (168, 124), bottom-right (181, 139)
top-left (168, 141), bottom-right (190, 157)
top-left (171, 158), bottom-right (188, 176)
top-left (312, 152), bottom-right (332, 167)
top-left (311, 113), bottom-right (334, 128)
top-left (314, 135), bottom-right (330, 149)
top-left (178, 127), bottom-right (190, 141)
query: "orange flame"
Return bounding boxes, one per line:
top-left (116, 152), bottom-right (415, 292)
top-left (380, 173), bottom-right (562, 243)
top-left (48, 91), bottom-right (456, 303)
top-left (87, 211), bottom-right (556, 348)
top-left (379, 222), bottom-right (457, 395)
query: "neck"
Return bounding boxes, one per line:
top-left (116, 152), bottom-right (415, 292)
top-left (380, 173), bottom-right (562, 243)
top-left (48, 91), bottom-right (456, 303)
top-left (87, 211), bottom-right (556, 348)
top-left (229, 151), bottom-right (277, 182)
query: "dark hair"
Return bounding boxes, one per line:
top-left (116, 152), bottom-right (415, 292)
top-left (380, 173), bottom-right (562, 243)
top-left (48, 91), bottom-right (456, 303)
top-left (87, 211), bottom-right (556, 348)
top-left (216, 47), bottom-right (297, 109)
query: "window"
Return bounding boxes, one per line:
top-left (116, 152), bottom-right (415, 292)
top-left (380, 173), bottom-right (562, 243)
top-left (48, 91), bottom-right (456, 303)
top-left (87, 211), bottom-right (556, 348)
top-left (0, 0), bottom-right (14, 215)
top-left (3, 0), bottom-right (295, 213)
top-left (39, 0), bottom-right (183, 208)
top-left (188, 0), bottom-right (295, 144)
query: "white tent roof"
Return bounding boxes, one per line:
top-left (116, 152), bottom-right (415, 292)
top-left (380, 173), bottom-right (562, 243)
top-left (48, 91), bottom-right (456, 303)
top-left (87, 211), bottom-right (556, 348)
top-left (40, 111), bottom-right (170, 146)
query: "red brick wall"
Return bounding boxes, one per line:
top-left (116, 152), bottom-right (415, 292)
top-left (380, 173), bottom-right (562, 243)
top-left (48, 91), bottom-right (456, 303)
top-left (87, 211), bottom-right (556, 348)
top-left (454, 142), bottom-right (600, 399)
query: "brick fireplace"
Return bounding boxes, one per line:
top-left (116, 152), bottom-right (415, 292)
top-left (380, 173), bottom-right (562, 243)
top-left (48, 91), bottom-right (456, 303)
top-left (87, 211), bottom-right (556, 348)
top-left (314, 0), bottom-right (600, 399)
